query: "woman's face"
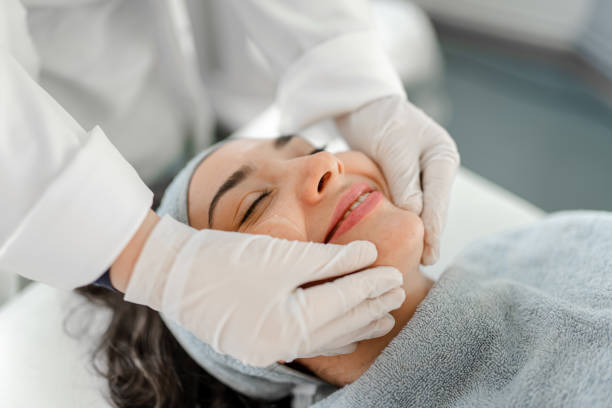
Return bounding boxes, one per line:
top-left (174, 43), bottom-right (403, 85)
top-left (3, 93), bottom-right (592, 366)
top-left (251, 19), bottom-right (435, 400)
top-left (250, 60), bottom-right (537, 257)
top-left (188, 136), bottom-right (428, 385)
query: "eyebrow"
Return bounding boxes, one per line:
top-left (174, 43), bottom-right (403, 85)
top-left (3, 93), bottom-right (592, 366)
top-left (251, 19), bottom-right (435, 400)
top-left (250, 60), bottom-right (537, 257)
top-left (207, 135), bottom-right (298, 228)
top-left (274, 134), bottom-right (294, 149)
top-left (208, 165), bottom-right (253, 227)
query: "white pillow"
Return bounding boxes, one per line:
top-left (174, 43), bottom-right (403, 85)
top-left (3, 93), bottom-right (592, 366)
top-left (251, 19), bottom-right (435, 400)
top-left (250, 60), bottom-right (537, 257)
top-left (0, 283), bottom-right (111, 407)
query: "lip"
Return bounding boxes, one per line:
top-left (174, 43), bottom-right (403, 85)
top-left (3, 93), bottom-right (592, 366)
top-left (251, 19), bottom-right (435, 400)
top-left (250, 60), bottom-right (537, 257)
top-left (324, 182), bottom-right (383, 243)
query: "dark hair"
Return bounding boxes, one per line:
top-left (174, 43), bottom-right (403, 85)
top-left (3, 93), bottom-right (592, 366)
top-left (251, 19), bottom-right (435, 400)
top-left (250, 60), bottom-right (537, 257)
top-left (71, 286), bottom-right (292, 408)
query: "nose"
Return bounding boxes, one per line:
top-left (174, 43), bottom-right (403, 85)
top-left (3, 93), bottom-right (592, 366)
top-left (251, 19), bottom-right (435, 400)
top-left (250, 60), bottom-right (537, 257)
top-left (297, 151), bottom-right (344, 204)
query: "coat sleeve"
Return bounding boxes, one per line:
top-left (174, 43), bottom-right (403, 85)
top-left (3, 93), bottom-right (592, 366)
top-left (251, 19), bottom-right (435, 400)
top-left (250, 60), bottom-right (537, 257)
top-left (226, 0), bottom-right (406, 132)
top-left (0, 3), bottom-right (152, 290)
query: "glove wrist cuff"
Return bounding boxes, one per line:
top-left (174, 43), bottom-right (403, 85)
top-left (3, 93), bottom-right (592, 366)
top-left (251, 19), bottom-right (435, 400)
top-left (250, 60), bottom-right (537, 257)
top-left (123, 215), bottom-right (195, 310)
top-left (336, 94), bottom-right (407, 156)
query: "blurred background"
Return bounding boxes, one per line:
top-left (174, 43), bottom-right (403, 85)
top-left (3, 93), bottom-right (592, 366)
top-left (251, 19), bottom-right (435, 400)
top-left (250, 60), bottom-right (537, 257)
top-left (404, 0), bottom-right (612, 212)
top-left (203, 0), bottom-right (612, 213)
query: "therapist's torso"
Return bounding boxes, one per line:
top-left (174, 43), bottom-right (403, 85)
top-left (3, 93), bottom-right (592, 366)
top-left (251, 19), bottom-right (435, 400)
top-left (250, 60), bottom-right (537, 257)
top-left (21, 0), bottom-right (220, 184)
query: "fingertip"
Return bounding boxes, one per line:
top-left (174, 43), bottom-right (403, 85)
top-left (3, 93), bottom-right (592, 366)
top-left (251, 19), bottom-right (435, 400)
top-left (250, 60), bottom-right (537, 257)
top-left (302, 240), bottom-right (379, 283)
top-left (338, 343), bottom-right (359, 355)
top-left (421, 210), bottom-right (443, 241)
top-left (381, 313), bottom-right (396, 328)
top-left (397, 193), bottom-right (423, 215)
top-left (376, 266), bottom-right (403, 286)
top-left (346, 240), bottom-right (378, 264)
top-left (420, 244), bottom-right (439, 265)
top-left (420, 222), bottom-right (441, 265)
top-left (321, 343), bottom-right (358, 357)
top-left (348, 239), bottom-right (377, 252)
top-left (386, 287), bottom-right (406, 310)
top-left (373, 313), bottom-right (396, 337)
top-left (356, 313), bottom-right (396, 343)
top-left (358, 266), bottom-right (403, 298)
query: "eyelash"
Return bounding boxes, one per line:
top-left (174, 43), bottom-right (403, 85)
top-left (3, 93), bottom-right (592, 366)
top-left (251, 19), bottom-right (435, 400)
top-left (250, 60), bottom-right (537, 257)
top-left (239, 189), bottom-right (272, 227)
top-left (309, 145), bottom-right (327, 155)
top-left (238, 144), bottom-right (327, 228)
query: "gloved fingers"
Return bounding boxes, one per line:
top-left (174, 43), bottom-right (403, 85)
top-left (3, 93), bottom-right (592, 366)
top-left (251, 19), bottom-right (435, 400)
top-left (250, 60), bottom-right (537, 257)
top-left (306, 289), bottom-right (404, 354)
top-left (312, 313), bottom-right (396, 357)
top-left (419, 155), bottom-right (459, 265)
top-left (421, 226), bottom-right (440, 266)
top-left (298, 343), bottom-right (358, 359)
top-left (377, 133), bottom-right (423, 215)
top-left (297, 240), bottom-right (378, 284)
top-left (300, 266), bottom-right (403, 329)
top-left (315, 343), bottom-right (358, 357)
top-left (388, 168), bottom-right (423, 215)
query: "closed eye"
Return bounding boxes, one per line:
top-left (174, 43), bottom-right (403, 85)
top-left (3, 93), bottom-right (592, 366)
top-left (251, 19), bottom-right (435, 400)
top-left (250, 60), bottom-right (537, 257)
top-left (308, 145), bottom-right (327, 155)
top-left (238, 143), bottom-right (326, 228)
top-left (239, 189), bottom-right (272, 227)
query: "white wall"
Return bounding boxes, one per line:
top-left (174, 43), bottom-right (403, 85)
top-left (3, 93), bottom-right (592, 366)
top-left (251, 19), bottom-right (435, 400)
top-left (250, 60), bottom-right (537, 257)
top-left (411, 0), bottom-right (595, 51)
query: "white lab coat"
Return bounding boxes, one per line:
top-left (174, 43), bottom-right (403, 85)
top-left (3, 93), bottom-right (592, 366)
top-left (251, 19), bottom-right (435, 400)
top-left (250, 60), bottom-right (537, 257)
top-left (0, 0), bottom-right (404, 290)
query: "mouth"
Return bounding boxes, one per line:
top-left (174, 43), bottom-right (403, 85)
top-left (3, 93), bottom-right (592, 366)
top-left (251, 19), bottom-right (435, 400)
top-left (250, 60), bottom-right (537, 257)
top-left (324, 182), bottom-right (384, 243)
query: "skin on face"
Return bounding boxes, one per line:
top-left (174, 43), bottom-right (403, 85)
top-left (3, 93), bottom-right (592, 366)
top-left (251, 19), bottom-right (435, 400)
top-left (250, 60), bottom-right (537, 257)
top-left (188, 136), bottom-right (433, 386)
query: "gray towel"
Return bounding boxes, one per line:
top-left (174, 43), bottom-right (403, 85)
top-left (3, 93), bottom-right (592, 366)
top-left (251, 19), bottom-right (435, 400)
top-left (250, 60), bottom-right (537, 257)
top-left (313, 210), bottom-right (612, 407)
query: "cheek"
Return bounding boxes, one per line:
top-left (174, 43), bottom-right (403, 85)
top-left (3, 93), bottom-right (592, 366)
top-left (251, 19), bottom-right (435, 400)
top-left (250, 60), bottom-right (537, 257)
top-left (376, 208), bottom-right (423, 270)
top-left (332, 202), bottom-right (424, 272)
top-left (249, 213), bottom-right (307, 242)
top-left (336, 151), bottom-right (390, 197)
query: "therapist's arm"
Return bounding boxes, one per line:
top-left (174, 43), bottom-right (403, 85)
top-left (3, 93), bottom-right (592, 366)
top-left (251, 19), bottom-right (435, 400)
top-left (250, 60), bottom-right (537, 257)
top-left (109, 210), bottom-right (159, 292)
top-left (226, 0), bottom-right (405, 132)
top-left (0, 49), bottom-right (153, 290)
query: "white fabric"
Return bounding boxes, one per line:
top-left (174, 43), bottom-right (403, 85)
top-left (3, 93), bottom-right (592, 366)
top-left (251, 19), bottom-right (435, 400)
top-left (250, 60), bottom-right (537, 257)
top-left (204, 0), bottom-right (444, 129)
top-left (125, 215), bottom-right (405, 366)
top-left (277, 30), bottom-right (405, 132)
top-left (0, 0), bottom-right (406, 290)
top-left (0, 283), bottom-right (111, 408)
top-left (0, 0), bottom-right (38, 77)
top-left (0, 53), bottom-right (153, 289)
top-left (0, 270), bottom-right (19, 306)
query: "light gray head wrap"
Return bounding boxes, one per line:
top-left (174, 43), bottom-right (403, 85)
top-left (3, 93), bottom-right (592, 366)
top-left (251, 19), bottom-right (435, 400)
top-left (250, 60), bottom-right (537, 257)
top-left (156, 139), bottom-right (337, 405)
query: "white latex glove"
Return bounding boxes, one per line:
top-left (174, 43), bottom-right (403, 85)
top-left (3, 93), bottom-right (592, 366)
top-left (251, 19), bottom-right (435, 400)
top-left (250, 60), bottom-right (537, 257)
top-left (124, 215), bottom-right (405, 367)
top-left (336, 95), bottom-right (460, 265)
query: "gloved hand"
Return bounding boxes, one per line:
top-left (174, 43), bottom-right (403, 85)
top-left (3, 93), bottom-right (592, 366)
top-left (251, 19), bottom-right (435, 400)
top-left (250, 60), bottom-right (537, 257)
top-left (336, 95), bottom-right (460, 265)
top-left (124, 215), bottom-right (405, 367)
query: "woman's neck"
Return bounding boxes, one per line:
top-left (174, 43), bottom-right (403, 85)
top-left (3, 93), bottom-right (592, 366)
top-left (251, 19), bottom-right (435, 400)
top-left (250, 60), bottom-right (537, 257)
top-left (394, 268), bottom-right (434, 332)
top-left (294, 267), bottom-right (434, 386)
top-left (335, 268), bottom-right (433, 384)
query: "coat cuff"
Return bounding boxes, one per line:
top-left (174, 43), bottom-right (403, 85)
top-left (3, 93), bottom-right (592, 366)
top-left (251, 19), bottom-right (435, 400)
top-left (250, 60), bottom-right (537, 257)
top-left (277, 30), bottom-right (406, 132)
top-left (0, 127), bottom-right (152, 289)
